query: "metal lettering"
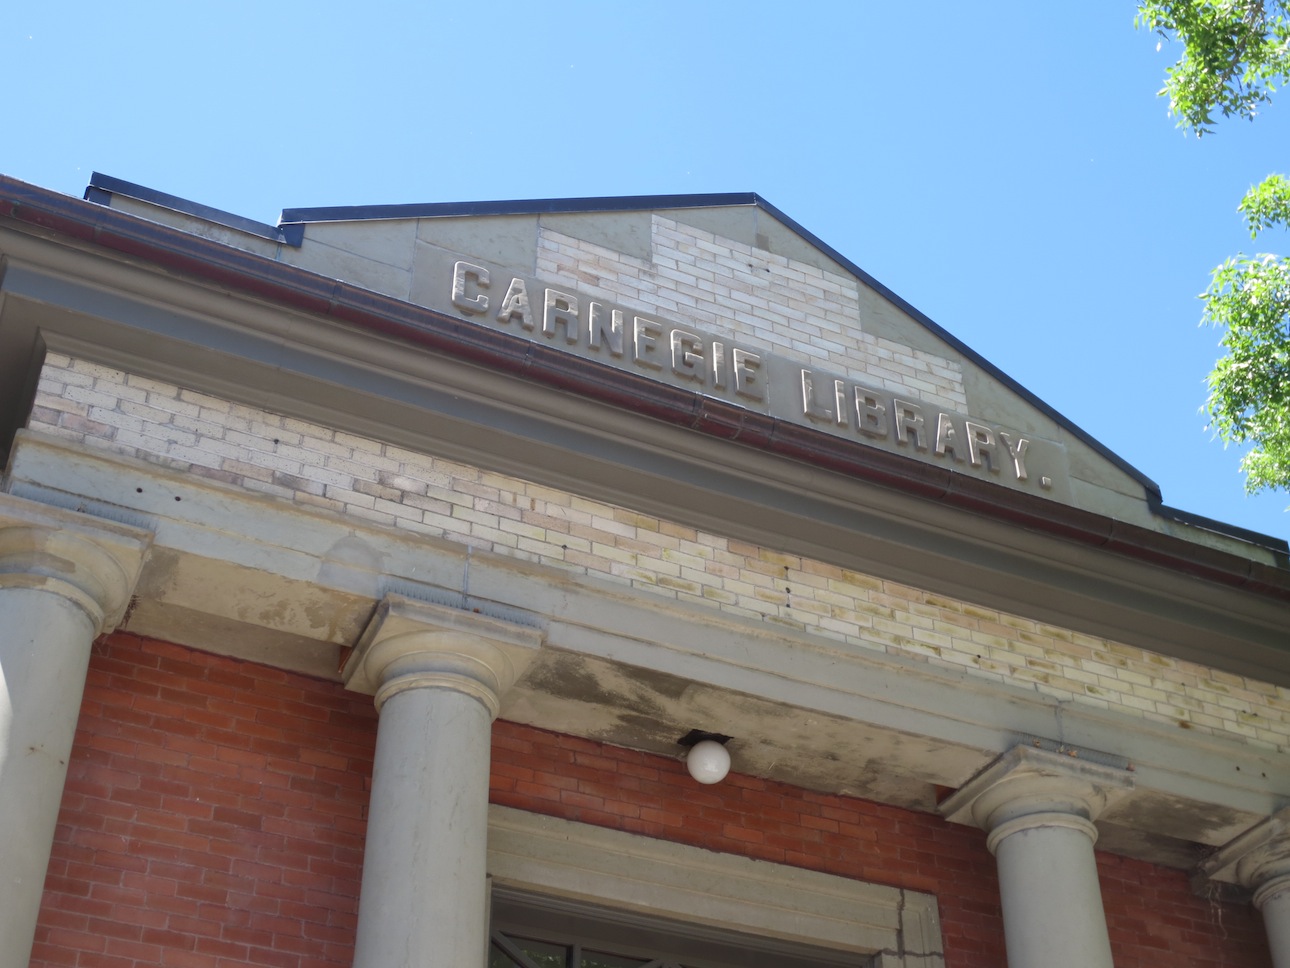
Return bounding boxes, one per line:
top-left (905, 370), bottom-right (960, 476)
top-left (732, 349), bottom-right (763, 400)
top-left (999, 432), bottom-right (1031, 481)
top-left (633, 316), bottom-right (664, 369)
top-left (894, 399), bottom-right (927, 451)
top-left (966, 421), bottom-right (1000, 473)
top-left (451, 261), bottom-right (489, 315)
top-left (671, 329), bottom-right (705, 382)
top-left (800, 368), bottom-right (835, 422)
top-left (441, 253), bottom-right (1060, 493)
top-left (588, 302), bottom-right (624, 356)
top-left (933, 413), bottom-right (965, 462)
top-left (496, 277), bottom-right (535, 330)
top-left (543, 289), bottom-right (580, 344)
top-left (854, 388), bottom-right (888, 439)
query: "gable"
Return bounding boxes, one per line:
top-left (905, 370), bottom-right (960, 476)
top-left (271, 198), bottom-right (1161, 526)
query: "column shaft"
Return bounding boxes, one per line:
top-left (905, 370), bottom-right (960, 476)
top-left (0, 505), bottom-right (149, 968)
top-left (343, 597), bottom-right (542, 968)
top-left (353, 686), bottom-right (493, 968)
top-left (0, 589), bottom-right (98, 966)
top-left (993, 822), bottom-right (1115, 968)
top-left (1200, 806), bottom-right (1290, 966)
top-left (939, 746), bottom-right (1133, 968)
top-left (1262, 886), bottom-right (1290, 968)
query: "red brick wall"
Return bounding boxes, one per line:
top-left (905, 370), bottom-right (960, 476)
top-left (33, 633), bottom-right (1270, 967)
top-left (32, 633), bottom-right (378, 968)
top-left (488, 722), bottom-right (1271, 968)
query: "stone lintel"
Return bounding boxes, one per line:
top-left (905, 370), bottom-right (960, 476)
top-left (343, 594), bottom-right (543, 717)
top-left (1199, 806), bottom-right (1290, 905)
top-left (0, 493), bottom-right (152, 632)
top-left (939, 745), bottom-right (1135, 849)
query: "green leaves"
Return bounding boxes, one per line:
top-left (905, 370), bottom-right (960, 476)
top-left (1137, 0), bottom-right (1290, 134)
top-left (1203, 251), bottom-right (1290, 493)
top-left (1140, 2), bottom-right (1290, 496)
top-left (1239, 173), bottom-right (1290, 236)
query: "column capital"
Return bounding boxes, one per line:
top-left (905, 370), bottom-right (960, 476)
top-left (939, 745), bottom-right (1134, 853)
top-left (0, 494), bottom-right (152, 633)
top-left (1199, 806), bottom-right (1290, 909)
top-left (342, 595), bottom-right (543, 718)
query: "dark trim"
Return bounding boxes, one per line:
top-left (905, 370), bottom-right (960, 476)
top-left (2, 175), bottom-right (1286, 588)
top-left (85, 172), bottom-right (303, 247)
top-left (1154, 502), bottom-right (1289, 552)
top-left (279, 192), bottom-right (762, 225)
top-left (490, 887), bottom-right (859, 968)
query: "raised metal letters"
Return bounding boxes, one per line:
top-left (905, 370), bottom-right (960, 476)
top-left (671, 330), bottom-right (705, 382)
top-left (497, 277), bottom-right (534, 330)
top-left (442, 260), bottom-right (1057, 492)
top-left (633, 317), bottom-right (663, 370)
top-left (452, 261), bottom-right (489, 315)
top-left (732, 348), bottom-right (762, 400)
top-left (589, 303), bottom-right (624, 356)
top-left (544, 289), bottom-right (580, 344)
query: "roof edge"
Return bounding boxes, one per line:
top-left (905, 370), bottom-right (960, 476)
top-left (85, 172), bottom-right (303, 247)
top-left (278, 192), bottom-right (763, 225)
top-left (3, 175), bottom-right (1280, 568)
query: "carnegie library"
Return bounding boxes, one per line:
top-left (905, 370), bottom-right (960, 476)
top-left (1, 173), bottom-right (1288, 968)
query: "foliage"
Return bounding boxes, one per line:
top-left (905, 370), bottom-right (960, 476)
top-left (1137, 0), bottom-right (1290, 132)
top-left (1238, 171), bottom-right (1290, 234)
top-left (1203, 245), bottom-right (1290, 493)
top-left (1139, 2), bottom-right (1290, 495)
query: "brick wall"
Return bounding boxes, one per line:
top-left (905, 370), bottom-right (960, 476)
top-left (534, 218), bottom-right (969, 411)
top-left (489, 720), bottom-right (1269, 968)
top-left (28, 355), bottom-right (1290, 753)
top-left (32, 633), bottom-right (377, 968)
top-left (33, 634), bottom-right (1268, 968)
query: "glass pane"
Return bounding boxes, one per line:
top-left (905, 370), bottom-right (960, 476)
top-left (490, 942), bottom-right (521, 968)
top-left (514, 936), bottom-right (570, 968)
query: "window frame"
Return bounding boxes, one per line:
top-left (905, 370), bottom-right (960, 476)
top-left (486, 806), bottom-right (944, 968)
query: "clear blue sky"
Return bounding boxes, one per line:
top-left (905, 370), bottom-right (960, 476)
top-left (5, 2), bottom-right (1288, 541)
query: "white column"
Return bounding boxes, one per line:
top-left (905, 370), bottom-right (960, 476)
top-left (0, 498), bottom-right (150, 968)
top-left (1199, 806), bottom-right (1290, 968)
top-left (343, 595), bottom-right (542, 968)
top-left (939, 746), bottom-right (1133, 968)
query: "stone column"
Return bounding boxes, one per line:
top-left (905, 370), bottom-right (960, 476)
top-left (1199, 806), bottom-right (1290, 968)
top-left (0, 496), bottom-right (150, 968)
top-left (939, 746), bottom-right (1134, 968)
top-left (343, 595), bottom-right (542, 968)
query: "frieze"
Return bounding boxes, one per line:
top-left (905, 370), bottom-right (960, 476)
top-left (410, 247), bottom-right (1069, 497)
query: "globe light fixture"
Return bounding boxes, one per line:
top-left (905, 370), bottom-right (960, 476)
top-left (685, 739), bottom-right (732, 785)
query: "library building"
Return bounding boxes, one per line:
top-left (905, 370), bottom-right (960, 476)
top-left (1, 172), bottom-right (1288, 968)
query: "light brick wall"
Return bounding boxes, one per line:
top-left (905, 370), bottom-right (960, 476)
top-left (535, 217), bottom-right (968, 411)
top-left (28, 354), bottom-right (1290, 753)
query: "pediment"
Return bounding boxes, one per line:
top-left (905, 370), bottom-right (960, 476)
top-left (271, 195), bottom-right (1159, 527)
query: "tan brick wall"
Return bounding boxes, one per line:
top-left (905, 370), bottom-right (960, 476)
top-left (535, 217), bottom-right (968, 411)
top-left (29, 354), bottom-right (1290, 753)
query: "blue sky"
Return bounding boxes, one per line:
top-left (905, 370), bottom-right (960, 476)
top-left (5, 2), bottom-right (1288, 541)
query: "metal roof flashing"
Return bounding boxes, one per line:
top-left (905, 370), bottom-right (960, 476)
top-left (85, 172), bottom-right (304, 247)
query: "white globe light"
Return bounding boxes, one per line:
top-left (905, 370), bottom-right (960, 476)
top-left (685, 740), bottom-right (731, 784)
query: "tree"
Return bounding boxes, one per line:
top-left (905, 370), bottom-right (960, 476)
top-left (1138, 1), bottom-right (1290, 494)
